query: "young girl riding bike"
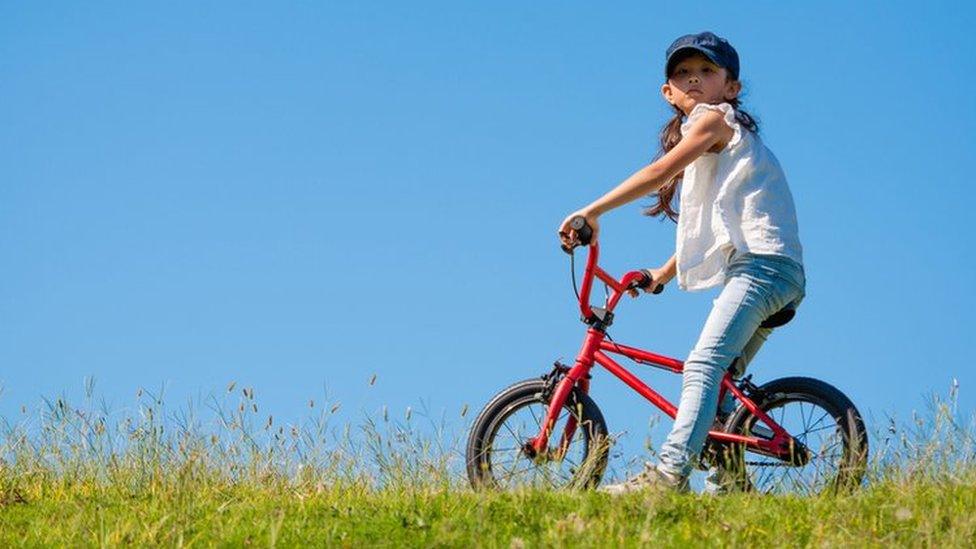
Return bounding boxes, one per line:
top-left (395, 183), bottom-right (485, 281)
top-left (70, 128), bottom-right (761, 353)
top-left (558, 31), bottom-right (806, 493)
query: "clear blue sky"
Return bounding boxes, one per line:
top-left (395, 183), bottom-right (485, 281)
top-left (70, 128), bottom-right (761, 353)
top-left (2, 2), bottom-right (974, 472)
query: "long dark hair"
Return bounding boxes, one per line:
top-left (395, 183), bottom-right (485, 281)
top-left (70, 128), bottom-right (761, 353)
top-left (644, 89), bottom-right (759, 222)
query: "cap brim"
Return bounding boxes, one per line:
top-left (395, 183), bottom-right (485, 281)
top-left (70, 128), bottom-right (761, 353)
top-left (665, 46), bottom-right (722, 77)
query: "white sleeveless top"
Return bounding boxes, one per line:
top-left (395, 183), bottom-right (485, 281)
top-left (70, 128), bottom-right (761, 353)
top-left (674, 102), bottom-right (803, 291)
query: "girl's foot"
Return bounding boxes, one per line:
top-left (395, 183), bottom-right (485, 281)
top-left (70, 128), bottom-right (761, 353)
top-left (599, 462), bottom-right (689, 495)
top-left (704, 465), bottom-right (735, 495)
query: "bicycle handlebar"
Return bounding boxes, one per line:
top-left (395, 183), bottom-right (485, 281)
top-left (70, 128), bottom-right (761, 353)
top-left (562, 216), bottom-right (665, 323)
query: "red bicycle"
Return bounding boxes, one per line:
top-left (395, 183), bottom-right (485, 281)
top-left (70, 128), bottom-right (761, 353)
top-left (466, 217), bottom-right (868, 494)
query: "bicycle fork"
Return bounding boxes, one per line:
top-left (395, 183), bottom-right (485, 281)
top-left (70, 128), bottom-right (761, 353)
top-left (523, 329), bottom-right (604, 460)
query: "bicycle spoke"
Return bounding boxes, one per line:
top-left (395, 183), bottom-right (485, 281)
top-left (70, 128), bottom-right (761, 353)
top-left (798, 422), bottom-right (840, 438)
top-left (784, 463), bottom-right (810, 493)
top-left (799, 401), bottom-right (810, 432)
top-left (502, 421), bottom-right (521, 443)
top-left (756, 458), bottom-right (778, 491)
top-left (528, 404), bottom-right (542, 428)
top-left (563, 453), bottom-right (581, 469)
top-left (499, 462), bottom-right (537, 485)
top-left (803, 410), bottom-right (831, 434)
top-left (485, 445), bottom-right (520, 453)
top-left (478, 391), bottom-right (600, 491)
top-left (738, 396), bottom-right (851, 495)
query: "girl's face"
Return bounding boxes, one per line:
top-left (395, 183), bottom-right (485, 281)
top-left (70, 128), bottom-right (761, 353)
top-left (661, 53), bottom-right (741, 115)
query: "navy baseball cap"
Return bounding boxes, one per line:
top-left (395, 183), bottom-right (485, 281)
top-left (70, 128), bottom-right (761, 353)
top-left (665, 31), bottom-right (740, 80)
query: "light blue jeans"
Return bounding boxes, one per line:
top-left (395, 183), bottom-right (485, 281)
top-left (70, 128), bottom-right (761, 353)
top-left (657, 249), bottom-right (806, 488)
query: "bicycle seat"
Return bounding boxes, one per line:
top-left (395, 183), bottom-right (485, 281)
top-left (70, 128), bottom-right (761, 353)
top-left (760, 306), bottom-right (795, 329)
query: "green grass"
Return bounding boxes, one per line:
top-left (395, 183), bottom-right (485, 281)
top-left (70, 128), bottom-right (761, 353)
top-left (2, 477), bottom-right (976, 546)
top-left (0, 379), bottom-right (974, 546)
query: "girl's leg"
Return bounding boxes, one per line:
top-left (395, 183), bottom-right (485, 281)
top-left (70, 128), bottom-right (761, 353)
top-left (658, 254), bottom-right (804, 480)
top-left (704, 325), bottom-right (771, 494)
top-left (715, 326), bottom-right (772, 416)
top-left (717, 291), bottom-right (805, 415)
top-left (704, 292), bottom-right (805, 494)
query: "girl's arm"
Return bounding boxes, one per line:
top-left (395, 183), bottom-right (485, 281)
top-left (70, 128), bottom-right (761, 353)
top-left (558, 109), bottom-right (734, 245)
top-left (657, 253), bottom-right (677, 283)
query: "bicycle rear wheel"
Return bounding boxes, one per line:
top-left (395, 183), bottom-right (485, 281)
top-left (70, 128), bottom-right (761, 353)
top-left (465, 378), bottom-right (609, 491)
top-left (719, 376), bottom-right (868, 495)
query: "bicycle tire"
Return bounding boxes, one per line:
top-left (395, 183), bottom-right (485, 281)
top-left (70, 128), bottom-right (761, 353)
top-left (466, 378), bottom-right (609, 491)
top-left (718, 376), bottom-right (868, 494)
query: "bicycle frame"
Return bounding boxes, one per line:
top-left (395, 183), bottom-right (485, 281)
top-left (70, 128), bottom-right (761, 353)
top-left (528, 241), bottom-right (802, 463)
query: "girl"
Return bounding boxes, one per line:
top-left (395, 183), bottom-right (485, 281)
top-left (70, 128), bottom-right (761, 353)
top-left (558, 31), bottom-right (806, 494)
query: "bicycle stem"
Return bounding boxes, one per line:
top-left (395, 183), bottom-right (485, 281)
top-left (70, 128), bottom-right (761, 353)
top-left (576, 241), bottom-right (652, 323)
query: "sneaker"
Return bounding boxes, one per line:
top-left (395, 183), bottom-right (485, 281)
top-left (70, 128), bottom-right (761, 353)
top-left (703, 464), bottom-right (736, 495)
top-left (599, 462), bottom-right (689, 495)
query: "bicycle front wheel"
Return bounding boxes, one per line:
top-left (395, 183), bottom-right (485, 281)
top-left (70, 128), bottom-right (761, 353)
top-left (720, 376), bottom-right (868, 495)
top-left (465, 378), bottom-right (609, 491)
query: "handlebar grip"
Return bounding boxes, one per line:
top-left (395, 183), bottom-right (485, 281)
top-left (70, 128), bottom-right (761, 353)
top-left (570, 216), bottom-right (593, 246)
top-left (560, 215), bottom-right (594, 253)
top-left (636, 269), bottom-right (665, 294)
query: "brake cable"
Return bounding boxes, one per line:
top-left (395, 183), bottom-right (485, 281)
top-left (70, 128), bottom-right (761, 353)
top-left (568, 250), bottom-right (653, 368)
top-left (569, 250), bottom-right (581, 303)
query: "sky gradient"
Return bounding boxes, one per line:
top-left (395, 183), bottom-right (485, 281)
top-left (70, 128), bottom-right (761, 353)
top-left (2, 2), bottom-right (974, 476)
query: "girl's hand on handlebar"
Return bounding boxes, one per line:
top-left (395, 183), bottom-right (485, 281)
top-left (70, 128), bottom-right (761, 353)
top-left (627, 266), bottom-right (672, 297)
top-left (558, 209), bottom-right (600, 249)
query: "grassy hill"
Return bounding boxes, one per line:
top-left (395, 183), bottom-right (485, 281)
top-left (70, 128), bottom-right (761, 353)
top-left (2, 476), bottom-right (976, 546)
top-left (1, 383), bottom-right (973, 546)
